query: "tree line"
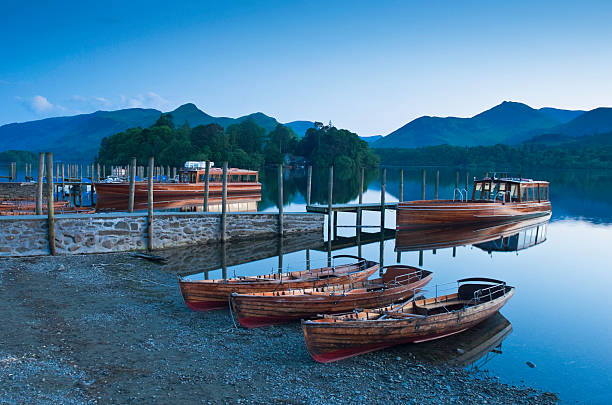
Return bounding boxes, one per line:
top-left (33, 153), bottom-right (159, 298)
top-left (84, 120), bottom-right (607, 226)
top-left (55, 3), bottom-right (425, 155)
top-left (96, 114), bottom-right (379, 174)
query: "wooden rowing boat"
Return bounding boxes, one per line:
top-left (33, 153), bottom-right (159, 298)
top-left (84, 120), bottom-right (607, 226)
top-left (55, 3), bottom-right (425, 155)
top-left (397, 177), bottom-right (551, 229)
top-left (301, 277), bottom-right (514, 363)
top-left (179, 255), bottom-right (379, 311)
top-left (229, 265), bottom-right (433, 328)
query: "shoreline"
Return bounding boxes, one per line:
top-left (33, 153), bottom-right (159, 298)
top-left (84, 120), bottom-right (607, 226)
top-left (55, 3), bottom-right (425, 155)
top-left (0, 253), bottom-right (558, 404)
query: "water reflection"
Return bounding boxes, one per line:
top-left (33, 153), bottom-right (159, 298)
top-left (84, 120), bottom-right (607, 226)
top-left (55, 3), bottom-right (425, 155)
top-left (395, 215), bottom-right (551, 252)
top-left (396, 312), bottom-right (512, 369)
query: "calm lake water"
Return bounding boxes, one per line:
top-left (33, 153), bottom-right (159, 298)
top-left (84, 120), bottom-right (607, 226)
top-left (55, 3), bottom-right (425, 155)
top-left (3, 163), bottom-right (611, 402)
top-left (192, 167), bottom-right (612, 404)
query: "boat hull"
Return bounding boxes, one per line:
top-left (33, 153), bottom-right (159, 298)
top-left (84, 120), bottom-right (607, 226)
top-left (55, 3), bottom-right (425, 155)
top-left (396, 200), bottom-right (551, 229)
top-left (230, 269), bottom-right (433, 328)
top-left (179, 260), bottom-right (379, 311)
top-left (94, 182), bottom-right (261, 210)
top-left (301, 288), bottom-right (514, 363)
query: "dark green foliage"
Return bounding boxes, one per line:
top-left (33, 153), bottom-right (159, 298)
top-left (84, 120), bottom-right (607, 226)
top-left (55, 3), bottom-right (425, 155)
top-left (0, 150), bottom-right (38, 164)
top-left (97, 119), bottom-right (379, 172)
top-left (264, 124), bottom-right (299, 164)
top-left (376, 132), bottom-right (612, 169)
top-left (297, 126), bottom-right (379, 176)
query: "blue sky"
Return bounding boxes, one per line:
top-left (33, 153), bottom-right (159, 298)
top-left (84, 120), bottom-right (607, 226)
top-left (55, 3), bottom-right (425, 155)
top-left (1, 0), bottom-right (611, 135)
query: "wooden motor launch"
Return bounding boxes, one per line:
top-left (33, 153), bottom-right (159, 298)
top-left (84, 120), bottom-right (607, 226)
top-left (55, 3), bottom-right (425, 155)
top-left (229, 265), bottom-right (433, 328)
top-left (397, 176), bottom-right (551, 229)
top-left (179, 255), bottom-right (379, 311)
top-left (301, 278), bottom-right (514, 363)
top-left (94, 162), bottom-right (261, 211)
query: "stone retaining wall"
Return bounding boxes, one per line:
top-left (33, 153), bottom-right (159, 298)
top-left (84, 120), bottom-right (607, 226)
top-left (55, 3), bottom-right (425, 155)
top-left (0, 212), bottom-right (323, 257)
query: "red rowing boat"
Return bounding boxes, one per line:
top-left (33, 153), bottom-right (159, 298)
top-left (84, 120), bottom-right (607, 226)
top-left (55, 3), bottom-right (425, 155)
top-left (179, 255), bottom-right (379, 311)
top-left (229, 265), bottom-right (433, 328)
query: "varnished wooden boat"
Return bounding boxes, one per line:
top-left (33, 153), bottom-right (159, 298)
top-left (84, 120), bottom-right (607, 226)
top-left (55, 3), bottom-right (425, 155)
top-left (229, 265), bottom-right (433, 328)
top-left (179, 255), bottom-right (379, 311)
top-left (397, 177), bottom-right (551, 229)
top-left (95, 165), bottom-right (261, 211)
top-left (301, 277), bottom-right (514, 363)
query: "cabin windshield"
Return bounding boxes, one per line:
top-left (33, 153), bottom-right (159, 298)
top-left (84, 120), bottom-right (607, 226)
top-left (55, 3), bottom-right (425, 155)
top-left (473, 180), bottom-right (520, 202)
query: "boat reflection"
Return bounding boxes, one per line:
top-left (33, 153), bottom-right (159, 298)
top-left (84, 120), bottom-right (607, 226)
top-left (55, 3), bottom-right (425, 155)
top-left (395, 214), bottom-right (551, 252)
top-left (95, 194), bottom-right (261, 212)
top-left (394, 312), bottom-right (512, 369)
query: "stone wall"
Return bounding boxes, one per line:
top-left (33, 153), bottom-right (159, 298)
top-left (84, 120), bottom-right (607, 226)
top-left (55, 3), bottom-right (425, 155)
top-left (0, 212), bottom-right (323, 257)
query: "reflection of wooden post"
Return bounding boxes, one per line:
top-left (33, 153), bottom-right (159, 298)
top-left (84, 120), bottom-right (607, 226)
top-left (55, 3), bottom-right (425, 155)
top-left (433, 249), bottom-right (437, 255)
top-left (421, 169), bottom-right (426, 200)
top-left (147, 157), bottom-right (154, 251)
top-left (435, 170), bottom-right (439, 200)
top-left (419, 250), bottom-right (423, 266)
top-left (357, 229), bottom-right (362, 258)
top-left (306, 165), bottom-right (312, 206)
top-left (221, 162), bottom-right (228, 243)
top-left (46, 153), bottom-right (56, 255)
top-left (328, 165), bottom-right (333, 242)
top-left (306, 248), bottom-right (311, 271)
top-left (380, 168), bottom-right (386, 231)
top-left (278, 164), bottom-right (284, 236)
top-left (465, 172), bottom-right (469, 191)
top-left (203, 161), bottom-right (210, 212)
top-left (78, 165), bottom-right (83, 207)
top-left (399, 169), bottom-right (404, 202)
top-left (128, 157), bottom-right (136, 213)
top-left (396, 251), bottom-right (401, 263)
top-left (61, 163), bottom-right (65, 201)
top-left (452, 246), bottom-right (456, 257)
top-left (359, 167), bottom-right (364, 204)
top-left (36, 153), bottom-right (44, 215)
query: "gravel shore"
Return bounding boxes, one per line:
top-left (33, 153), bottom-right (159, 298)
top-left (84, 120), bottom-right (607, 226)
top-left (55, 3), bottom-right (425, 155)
top-left (0, 253), bottom-right (559, 404)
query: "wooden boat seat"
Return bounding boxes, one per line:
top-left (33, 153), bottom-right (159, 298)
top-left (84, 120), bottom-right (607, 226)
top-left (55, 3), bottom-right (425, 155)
top-left (412, 300), bottom-right (467, 316)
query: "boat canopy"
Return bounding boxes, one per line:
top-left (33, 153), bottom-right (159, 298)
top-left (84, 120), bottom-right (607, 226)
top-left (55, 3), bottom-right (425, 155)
top-left (472, 177), bottom-right (549, 203)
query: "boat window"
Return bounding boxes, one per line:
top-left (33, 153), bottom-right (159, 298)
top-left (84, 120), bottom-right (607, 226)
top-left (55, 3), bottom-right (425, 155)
top-left (521, 187), bottom-right (528, 202)
top-left (510, 184), bottom-right (518, 202)
top-left (474, 182), bottom-right (483, 199)
top-left (541, 186), bottom-right (548, 201)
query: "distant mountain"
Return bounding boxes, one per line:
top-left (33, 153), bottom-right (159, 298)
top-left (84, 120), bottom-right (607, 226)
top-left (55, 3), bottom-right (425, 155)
top-left (360, 135), bottom-right (383, 144)
top-left (0, 108), bottom-right (161, 161)
top-left (538, 107), bottom-right (585, 124)
top-left (374, 101), bottom-right (560, 148)
top-left (374, 101), bottom-right (612, 149)
top-left (553, 108), bottom-right (612, 137)
top-left (0, 103), bottom-right (311, 160)
top-left (285, 121), bottom-right (314, 137)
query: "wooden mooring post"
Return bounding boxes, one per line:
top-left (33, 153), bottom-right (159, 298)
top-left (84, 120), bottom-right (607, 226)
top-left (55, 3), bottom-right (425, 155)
top-left (203, 161), bottom-right (210, 212)
top-left (128, 157), bottom-right (136, 213)
top-left (399, 169), bottom-right (404, 202)
top-left (61, 163), bottom-right (65, 201)
top-left (147, 157), bottom-right (154, 251)
top-left (327, 165), bottom-right (333, 242)
top-left (421, 169), bottom-right (426, 200)
top-left (356, 167), bottom-right (364, 232)
top-left (45, 153), bottom-right (56, 255)
top-left (221, 162), bottom-right (228, 243)
top-left (380, 167), bottom-right (386, 231)
top-left (278, 164), bottom-right (284, 236)
top-left (466, 171), bottom-right (470, 191)
top-left (36, 153), bottom-right (44, 215)
top-left (435, 170), bottom-right (439, 200)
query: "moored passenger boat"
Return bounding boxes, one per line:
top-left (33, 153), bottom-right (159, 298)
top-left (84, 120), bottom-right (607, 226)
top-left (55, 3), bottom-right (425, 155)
top-left (397, 176), bottom-right (551, 229)
top-left (179, 255), bottom-right (379, 311)
top-left (301, 278), bottom-right (514, 363)
top-left (94, 161), bottom-right (261, 211)
top-left (229, 265), bottom-right (433, 328)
